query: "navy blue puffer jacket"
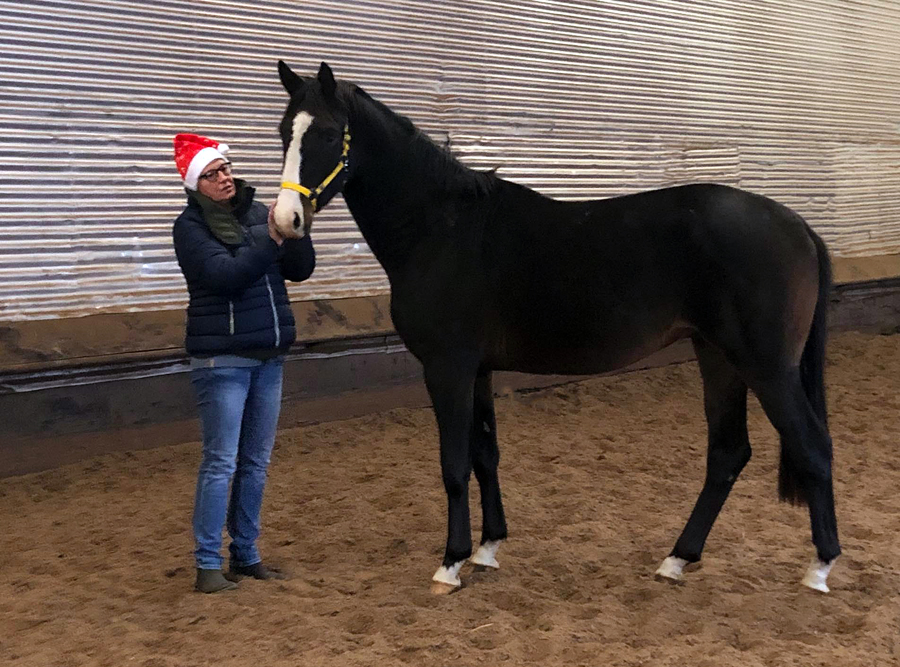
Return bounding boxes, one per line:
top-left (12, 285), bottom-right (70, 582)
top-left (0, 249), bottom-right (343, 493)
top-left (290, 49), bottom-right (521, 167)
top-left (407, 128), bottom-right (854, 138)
top-left (173, 187), bottom-right (315, 356)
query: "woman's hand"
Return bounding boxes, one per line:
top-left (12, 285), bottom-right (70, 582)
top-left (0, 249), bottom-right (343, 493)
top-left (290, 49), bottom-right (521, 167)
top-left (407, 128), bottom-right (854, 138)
top-left (267, 203), bottom-right (285, 246)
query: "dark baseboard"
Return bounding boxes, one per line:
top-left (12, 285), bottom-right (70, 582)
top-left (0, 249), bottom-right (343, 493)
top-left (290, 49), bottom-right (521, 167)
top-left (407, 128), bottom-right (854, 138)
top-left (2, 278), bottom-right (899, 478)
top-left (829, 277), bottom-right (900, 333)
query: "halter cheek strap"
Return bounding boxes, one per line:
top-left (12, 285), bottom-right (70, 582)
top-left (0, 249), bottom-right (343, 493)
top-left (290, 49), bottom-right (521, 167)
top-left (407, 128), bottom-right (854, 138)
top-left (281, 125), bottom-right (350, 212)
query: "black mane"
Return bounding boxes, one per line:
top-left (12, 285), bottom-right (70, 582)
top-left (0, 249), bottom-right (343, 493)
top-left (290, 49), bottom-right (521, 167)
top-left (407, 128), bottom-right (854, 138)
top-left (348, 85), bottom-right (496, 198)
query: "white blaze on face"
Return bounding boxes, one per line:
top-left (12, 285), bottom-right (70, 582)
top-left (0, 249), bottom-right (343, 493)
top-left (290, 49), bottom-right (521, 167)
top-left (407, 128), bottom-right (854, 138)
top-left (274, 111), bottom-right (314, 238)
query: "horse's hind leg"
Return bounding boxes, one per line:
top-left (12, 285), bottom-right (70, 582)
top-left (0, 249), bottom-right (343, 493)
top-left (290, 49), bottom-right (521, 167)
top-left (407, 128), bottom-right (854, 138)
top-left (470, 370), bottom-right (508, 570)
top-left (750, 371), bottom-right (840, 592)
top-left (657, 338), bottom-right (751, 583)
top-left (423, 356), bottom-right (479, 594)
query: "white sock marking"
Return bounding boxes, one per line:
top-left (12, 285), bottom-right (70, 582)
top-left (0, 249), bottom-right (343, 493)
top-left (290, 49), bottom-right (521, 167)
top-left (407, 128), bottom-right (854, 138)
top-left (471, 540), bottom-right (502, 569)
top-left (801, 557), bottom-right (834, 593)
top-left (432, 561), bottom-right (465, 588)
top-left (655, 556), bottom-right (688, 581)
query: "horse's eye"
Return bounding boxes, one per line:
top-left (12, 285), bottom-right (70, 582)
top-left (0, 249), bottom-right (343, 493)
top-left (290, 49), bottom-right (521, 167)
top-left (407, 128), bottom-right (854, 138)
top-left (322, 130), bottom-right (340, 145)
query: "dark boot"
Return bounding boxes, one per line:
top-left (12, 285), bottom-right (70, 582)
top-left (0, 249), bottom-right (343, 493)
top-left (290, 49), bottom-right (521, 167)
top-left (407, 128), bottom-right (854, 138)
top-left (195, 568), bottom-right (239, 593)
top-left (228, 562), bottom-right (286, 580)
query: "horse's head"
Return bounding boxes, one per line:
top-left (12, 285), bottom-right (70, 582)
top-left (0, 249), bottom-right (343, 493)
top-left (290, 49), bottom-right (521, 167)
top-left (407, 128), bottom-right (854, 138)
top-left (274, 60), bottom-right (350, 239)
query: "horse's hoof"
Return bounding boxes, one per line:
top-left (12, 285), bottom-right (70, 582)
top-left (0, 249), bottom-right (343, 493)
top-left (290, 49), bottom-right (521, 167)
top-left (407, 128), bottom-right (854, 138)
top-left (430, 580), bottom-right (460, 595)
top-left (654, 572), bottom-right (686, 586)
top-left (470, 541), bottom-right (502, 569)
top-left (431, 562), bottom-right (464, 595)
top-left (470, 556), bottom-right (500, 569)
top-left (801, 557), bottom-right (834, 593)
top-left (802, 579), bottom-right (830, 594)
top-left (655, 556), bottom-right (688, 584)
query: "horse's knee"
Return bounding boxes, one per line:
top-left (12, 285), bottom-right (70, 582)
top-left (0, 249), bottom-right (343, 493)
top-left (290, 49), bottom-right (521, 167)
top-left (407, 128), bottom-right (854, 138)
top-left (442, 469), bottom-right (470, 498)
top-left (706, 443), bottom-right (752, 486)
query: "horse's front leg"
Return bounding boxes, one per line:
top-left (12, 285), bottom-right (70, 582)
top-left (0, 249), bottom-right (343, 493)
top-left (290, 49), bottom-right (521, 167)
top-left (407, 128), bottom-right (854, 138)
top-left (424, 356), bottom-right (478, 594)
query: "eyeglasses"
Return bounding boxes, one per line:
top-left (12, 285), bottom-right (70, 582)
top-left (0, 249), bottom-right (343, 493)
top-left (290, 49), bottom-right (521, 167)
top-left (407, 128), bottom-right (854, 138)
top-left (199, 162), bottom-right (233, 181)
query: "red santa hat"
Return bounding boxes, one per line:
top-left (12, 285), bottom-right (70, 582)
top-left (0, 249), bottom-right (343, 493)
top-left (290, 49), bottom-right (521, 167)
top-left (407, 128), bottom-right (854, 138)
top-left (173, 133), bottom-right (230, 190)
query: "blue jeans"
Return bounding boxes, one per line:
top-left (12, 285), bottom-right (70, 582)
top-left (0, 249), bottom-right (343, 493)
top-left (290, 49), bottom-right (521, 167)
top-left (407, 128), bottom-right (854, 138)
top-left (190, 358), bottom-right (283, 570)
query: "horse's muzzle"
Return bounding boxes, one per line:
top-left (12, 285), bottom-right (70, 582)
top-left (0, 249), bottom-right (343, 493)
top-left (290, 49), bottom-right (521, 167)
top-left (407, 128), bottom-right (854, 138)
top-left (274, 190), bottom-right (313, 239)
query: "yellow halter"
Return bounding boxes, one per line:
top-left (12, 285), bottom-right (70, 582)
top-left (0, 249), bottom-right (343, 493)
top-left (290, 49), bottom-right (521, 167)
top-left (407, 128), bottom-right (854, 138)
top-left (280, 125), bottom-right (351, 212)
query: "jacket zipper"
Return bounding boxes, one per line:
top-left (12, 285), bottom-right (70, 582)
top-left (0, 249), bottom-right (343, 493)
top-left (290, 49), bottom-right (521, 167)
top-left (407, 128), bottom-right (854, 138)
top-left (228, 300), bottom-right (235, 335)
top-left (264, 274), bottom-right (281, 347)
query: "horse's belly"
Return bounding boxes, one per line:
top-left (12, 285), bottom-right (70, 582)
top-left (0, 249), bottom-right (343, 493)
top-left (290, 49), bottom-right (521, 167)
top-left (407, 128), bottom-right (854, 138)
top-left (492, 323), bottom-right (694, 375)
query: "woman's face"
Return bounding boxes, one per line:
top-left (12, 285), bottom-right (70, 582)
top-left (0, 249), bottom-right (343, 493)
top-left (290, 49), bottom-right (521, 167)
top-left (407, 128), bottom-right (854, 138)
top-left (195, 158), bottom-right (236, 202)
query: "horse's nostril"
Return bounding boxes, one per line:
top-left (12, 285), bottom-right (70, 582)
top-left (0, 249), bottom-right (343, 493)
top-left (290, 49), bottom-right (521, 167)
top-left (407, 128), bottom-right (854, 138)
top-left (292, 213), bottom-right (301, 230)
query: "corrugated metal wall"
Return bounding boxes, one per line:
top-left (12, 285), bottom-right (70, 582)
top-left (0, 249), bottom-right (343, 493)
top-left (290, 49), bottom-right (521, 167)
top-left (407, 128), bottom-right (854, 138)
top-left (1, 0), bottom-right (899, 321)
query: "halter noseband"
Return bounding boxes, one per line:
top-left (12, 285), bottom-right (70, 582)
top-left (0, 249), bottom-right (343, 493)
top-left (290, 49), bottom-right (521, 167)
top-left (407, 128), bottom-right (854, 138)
top-left (280, 125), bottom-right (350, 212)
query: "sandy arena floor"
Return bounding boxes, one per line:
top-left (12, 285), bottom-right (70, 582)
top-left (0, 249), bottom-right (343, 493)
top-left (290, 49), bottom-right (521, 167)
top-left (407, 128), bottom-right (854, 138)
top-left (1, 331), bottom-right (898, 667)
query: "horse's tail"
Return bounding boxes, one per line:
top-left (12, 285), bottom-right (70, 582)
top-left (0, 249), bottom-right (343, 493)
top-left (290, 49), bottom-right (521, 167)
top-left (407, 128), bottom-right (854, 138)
top-left (779, 225), bottom-right (832, 505)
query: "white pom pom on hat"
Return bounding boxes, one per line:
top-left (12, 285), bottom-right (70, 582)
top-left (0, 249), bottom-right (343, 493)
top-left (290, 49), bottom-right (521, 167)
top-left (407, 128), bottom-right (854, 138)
top-left (173, 133), bottom-right (230, 190)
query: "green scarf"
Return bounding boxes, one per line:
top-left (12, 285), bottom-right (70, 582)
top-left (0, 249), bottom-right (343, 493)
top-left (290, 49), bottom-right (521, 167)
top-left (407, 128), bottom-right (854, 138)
top-left (188, 179), bottom-right (252, 245)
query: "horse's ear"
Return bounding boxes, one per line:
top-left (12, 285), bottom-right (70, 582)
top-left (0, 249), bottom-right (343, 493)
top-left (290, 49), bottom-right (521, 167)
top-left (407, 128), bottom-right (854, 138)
top-left (278, 60), bottom-right (306, 97)
top-left (317, 61), bottom-right (337, 101)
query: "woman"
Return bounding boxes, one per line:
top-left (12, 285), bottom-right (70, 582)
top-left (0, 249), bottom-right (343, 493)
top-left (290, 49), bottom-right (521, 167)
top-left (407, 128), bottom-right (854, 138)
top-left (172, 133), bottom-right (315, 593)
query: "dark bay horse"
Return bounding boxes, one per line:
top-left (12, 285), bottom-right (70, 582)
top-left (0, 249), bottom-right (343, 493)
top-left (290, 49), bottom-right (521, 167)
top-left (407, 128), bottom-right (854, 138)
top-left (273, 61), bottom-right (840, 594)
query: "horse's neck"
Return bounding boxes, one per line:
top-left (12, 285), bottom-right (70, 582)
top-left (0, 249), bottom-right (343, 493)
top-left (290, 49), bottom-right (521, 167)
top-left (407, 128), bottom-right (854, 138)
top-left (343, 95), bottom-right (462, 273)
